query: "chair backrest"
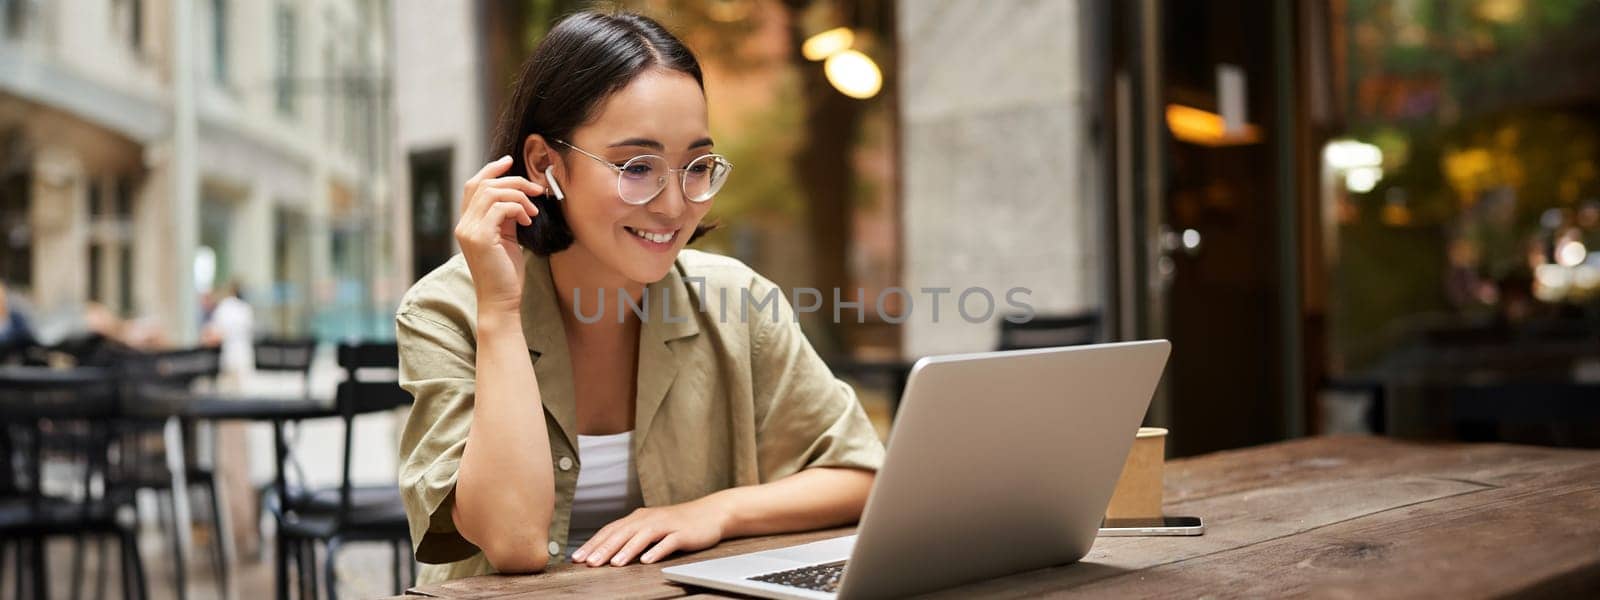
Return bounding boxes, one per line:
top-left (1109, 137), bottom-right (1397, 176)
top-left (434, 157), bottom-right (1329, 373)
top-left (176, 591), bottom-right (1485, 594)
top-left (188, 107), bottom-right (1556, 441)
top-left (114, 347), bottom-right (221, 414)
top-left (0, 368), bottom-right (119, 510)
top-left (998, 311), bottom-right (1102, 351)
top-left (334, 341), bottom-right (407, 413)
top-left (0, 368), bottom-right (120, 421)
top-left (256, 338), bottom-right (317, 398)
top-left (254, 338), bottom-right (318, 374)
top-left (330, 341), bottom-right (409, 520)
top-left (122, 346), bottom-right (222, 388)
top-left (335, 380), bottom-right (413, 416)
top-left (336, 341), bottom-right (399, 372)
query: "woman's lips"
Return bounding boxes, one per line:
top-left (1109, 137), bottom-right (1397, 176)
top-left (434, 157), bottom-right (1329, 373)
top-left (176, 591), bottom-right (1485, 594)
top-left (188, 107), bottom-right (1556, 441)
top-left (624, 226), bottom-right (678, 250)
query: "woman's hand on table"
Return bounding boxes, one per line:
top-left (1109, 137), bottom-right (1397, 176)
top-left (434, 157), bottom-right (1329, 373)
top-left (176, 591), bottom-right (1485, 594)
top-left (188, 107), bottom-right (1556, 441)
top-left (570, 497), bottom-right (729, 567)
top-left (572, 468), bottom-right (874, 568)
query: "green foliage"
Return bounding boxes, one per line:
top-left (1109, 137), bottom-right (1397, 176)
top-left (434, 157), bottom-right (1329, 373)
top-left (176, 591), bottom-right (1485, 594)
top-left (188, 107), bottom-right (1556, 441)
top-left (693, 72), bottom-right (808, 251)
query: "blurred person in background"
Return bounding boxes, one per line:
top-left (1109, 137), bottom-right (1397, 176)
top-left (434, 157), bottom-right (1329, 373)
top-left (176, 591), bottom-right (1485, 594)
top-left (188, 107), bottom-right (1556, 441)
top-left (200, 280), bottom-right (262, 554)
top-left (0, 281), bottom-right (37, 363)
top-left (20, 299), bottom-right (164, 365)
top-left (202, 280), bottom-right (256, 385)
top-left (396, 9), bottom-right (883, 584)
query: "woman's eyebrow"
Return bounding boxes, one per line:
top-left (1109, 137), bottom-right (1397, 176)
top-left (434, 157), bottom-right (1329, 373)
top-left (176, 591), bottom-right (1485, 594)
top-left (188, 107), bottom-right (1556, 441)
top-left (607, 137), bottom-right (715, 151)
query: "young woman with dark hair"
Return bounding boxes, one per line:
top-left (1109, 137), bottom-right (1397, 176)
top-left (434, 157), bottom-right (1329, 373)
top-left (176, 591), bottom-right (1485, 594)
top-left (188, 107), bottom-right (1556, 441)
top-left (395, 10), bottom-right (884, 584)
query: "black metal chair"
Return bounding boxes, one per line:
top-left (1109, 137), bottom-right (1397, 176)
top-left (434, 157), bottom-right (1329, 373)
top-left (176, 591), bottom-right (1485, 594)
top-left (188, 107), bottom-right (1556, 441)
top-left (997, 311), bottom-right (1103, 350)
top-left (251, 339), bottom-right (318, 484)
top-left (0, 367), bottom-right (149, 600)
top-left (273, 341), bottom-right (414, 600)
top-left (248, 339), bottom-right (319, 496)
top-left (249, 338), bottom-right (319, 556)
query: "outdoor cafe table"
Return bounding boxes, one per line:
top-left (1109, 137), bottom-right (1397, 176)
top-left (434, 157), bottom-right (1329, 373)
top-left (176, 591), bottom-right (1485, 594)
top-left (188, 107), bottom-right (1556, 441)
top-left (1, 365), bottom-right (336, 600)
top-left (126, 389), bottom-right (338, 600)
top-left (400, 436), bottom-right (1600, 599)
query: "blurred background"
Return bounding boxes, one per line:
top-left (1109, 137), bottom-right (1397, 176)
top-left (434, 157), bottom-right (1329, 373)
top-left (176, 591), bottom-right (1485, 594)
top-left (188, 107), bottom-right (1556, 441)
top-left (3, 0), bottom-right (1599, 597)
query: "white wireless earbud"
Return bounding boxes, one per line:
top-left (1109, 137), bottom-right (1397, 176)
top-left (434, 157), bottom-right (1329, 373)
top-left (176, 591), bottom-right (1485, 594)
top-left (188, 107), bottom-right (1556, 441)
top-left (544, 165), bottom-right (565, 201)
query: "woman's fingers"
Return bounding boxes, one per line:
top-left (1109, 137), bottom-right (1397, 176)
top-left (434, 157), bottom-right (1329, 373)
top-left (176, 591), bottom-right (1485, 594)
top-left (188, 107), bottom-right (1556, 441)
top-left (609, 528), bottom-right (664, 566)
top-left (452, 156), bottom-right (531, 308)
top-left (481, 175), bottom-right (545, 200)
top-left (461, 156), bottom-right (514, 219)
top-left (481, 188), bottom-right (538, 221)
top-left (460, 201), bottom-right (532, 249)
top-left (584, 524), bottom-right (634, 567)
top-left (574, 519), bottom-right (626, 564)
top-left (465, 180), bottom-right (539, 234)
top-left (488, 185), bottom-right (540, 222)
top-left (457, 157), bottom-right (539, 247)
top-left (485, 201), bottom-right (533, 230)
top-left (576, 524), bottom-right (624, 566)
top-left (640, 533), bottom-right (681, 564)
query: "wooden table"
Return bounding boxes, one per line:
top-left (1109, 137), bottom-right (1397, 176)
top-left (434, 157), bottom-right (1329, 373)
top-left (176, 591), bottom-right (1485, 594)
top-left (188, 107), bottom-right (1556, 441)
top-left (403, 436), bottom-right (1600, 598)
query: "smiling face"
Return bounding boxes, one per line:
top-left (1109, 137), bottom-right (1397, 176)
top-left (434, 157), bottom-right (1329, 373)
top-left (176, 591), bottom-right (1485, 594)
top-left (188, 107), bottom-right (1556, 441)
top-left (544, 68), bottom-right (714, 286)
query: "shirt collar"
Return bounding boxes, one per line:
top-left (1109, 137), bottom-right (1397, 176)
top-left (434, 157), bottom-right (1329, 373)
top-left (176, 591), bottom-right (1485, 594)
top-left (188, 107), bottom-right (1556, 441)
top-left (517, 249), bottom-right (701, 454)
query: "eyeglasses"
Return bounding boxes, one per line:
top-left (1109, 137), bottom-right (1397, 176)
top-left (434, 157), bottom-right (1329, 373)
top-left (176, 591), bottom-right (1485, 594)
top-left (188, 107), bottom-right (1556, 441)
top-left (552, 139), bottom-right (733, 205)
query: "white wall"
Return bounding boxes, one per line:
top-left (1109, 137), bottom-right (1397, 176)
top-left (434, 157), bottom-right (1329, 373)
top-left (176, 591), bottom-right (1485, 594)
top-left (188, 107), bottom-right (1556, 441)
top-left (898, 0), bottom-right (1102, 356)
top-left (44, 0), bottom-right (169, 101)
top-left (391, 0), bottom-right (486, 280)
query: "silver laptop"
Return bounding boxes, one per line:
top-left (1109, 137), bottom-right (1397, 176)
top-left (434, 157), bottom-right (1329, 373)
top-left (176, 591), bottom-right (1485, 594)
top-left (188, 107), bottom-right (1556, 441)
top-left (662, 340), bottom-right (1171, 599)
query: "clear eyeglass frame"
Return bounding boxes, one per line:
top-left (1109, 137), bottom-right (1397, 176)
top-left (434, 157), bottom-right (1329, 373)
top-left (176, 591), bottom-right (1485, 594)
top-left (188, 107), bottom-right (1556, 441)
top-left (552, 138), bottom-right (733, 206)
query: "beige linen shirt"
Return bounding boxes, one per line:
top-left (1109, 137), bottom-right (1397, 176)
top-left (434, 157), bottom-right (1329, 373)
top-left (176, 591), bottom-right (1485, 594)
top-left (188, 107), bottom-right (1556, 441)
top-left (395, 248), bottom-right (886, 584)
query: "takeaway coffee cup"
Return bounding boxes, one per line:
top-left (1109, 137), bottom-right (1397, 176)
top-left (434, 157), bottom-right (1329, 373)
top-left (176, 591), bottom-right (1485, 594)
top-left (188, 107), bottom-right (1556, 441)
top-left (1105, 427), bottom-right (1167, 519)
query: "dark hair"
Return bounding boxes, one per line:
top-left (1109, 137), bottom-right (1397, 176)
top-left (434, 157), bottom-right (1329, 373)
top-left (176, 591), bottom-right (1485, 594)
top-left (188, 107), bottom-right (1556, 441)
top-left (491, 9), bottom-right (717, 255)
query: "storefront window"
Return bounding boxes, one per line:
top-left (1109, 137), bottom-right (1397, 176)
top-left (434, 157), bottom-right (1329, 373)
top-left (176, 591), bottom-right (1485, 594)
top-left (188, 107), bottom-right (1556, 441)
top-left (1326, 0), bottom-right (1600, 374)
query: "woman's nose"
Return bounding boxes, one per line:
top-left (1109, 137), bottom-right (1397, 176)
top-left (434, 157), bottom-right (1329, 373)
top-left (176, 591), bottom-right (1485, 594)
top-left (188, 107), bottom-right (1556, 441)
top-left (647, 174), bottom-right (688, 218)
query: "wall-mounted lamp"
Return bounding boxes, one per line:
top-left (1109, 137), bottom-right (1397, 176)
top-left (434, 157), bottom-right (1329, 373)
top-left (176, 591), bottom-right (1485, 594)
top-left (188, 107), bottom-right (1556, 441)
top-left (1166, 104), bottom-right (1261, 147)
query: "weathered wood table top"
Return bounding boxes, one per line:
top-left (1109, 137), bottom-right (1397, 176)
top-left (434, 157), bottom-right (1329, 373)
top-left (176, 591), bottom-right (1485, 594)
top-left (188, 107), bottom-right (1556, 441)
top-left (403, 436), bottom-right (1600, 598)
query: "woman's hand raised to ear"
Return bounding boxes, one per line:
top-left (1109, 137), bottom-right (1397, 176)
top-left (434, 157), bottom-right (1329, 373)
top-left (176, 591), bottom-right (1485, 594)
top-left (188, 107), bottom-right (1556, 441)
top-left (455, 155), bottom-right (544, 313)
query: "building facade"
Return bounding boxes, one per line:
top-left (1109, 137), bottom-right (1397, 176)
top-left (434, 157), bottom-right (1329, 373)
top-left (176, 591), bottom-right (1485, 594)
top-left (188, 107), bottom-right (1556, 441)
top-left (0, 0), bottom-right (400, 343)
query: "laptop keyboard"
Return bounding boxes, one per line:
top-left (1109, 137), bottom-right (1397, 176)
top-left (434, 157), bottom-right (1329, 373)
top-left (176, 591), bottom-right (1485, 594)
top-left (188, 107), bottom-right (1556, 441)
top-left (747, 560), bottom-right (848, 593)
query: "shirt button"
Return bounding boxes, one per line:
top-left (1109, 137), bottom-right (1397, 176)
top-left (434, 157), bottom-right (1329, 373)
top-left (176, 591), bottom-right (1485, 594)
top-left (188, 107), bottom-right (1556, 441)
top-left (558, 456), bottom-right (573, 471)
top-left (548, 541), bottom-right (561, 555)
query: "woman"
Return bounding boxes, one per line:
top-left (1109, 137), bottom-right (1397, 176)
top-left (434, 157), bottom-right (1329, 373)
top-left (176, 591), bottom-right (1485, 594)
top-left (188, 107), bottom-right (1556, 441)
top-left (396, 10), bottom-right (885, 584)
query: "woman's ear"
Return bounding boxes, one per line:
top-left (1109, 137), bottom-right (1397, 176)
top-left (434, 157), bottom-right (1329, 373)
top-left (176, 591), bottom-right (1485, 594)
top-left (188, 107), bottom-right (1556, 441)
top-left (522, 134), bottom-right (567, 201)
top-left (524, 134), bottom-right (566, 201)
top-left (522, 134), bottom-right (557, 189)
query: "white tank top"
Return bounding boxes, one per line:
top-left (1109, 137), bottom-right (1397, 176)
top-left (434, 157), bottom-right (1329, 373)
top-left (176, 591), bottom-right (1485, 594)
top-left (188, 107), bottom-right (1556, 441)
top-left (565, 431), bottom-right (644, 557)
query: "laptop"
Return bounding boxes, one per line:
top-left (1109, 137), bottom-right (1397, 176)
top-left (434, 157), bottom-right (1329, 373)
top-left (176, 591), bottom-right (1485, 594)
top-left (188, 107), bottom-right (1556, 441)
top-left (661, 340), bottom-right (1171, 599)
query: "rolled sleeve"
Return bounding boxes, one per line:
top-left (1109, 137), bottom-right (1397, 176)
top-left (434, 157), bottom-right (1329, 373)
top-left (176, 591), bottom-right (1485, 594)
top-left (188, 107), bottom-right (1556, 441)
top-left (396, 309), bottom-right (481, 564)
top-left (748, 277), bottom-right (887, 481)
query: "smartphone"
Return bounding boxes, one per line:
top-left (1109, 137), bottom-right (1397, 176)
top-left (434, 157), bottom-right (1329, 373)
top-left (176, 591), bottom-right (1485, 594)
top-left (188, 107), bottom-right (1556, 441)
top-left (1097, 516), bottom-right (1204, 536)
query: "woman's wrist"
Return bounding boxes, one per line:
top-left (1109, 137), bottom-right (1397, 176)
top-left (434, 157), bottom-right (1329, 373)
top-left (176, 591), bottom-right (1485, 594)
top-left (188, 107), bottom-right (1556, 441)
top-left (694, 487), bottom-right (746, 539)
top-left (476, 307), bottom-right (525, 337)
top-left (475, 291), bottom-right (523, 317)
